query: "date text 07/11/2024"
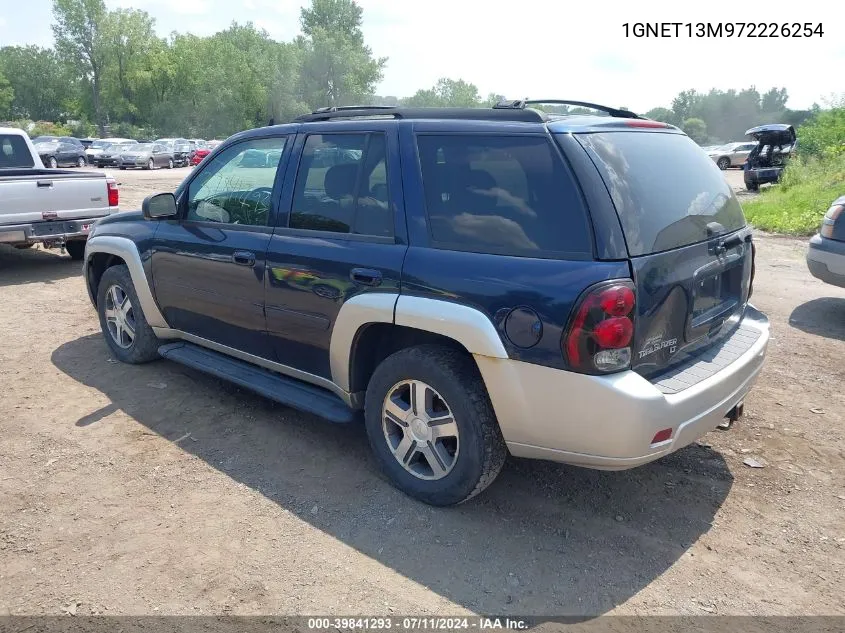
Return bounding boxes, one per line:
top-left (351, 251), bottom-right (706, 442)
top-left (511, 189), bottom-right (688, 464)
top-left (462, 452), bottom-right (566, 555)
top-left (623, 22), bottom-right (824, 38)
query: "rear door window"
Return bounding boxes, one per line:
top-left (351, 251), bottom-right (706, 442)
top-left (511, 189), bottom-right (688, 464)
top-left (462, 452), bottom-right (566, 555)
top-left (0, 135), bottom-right (35, 168)
top-left (290, 133), bottom-right (393, 238)
top-left (416, 135), bottom-right (591, 257)
top-left (572, 131), bottom-right (746, 256)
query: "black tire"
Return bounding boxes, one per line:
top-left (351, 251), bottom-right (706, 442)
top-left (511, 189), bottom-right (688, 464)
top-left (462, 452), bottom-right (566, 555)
top-left (14, 243), bottom-right (35, 249)
top-left (146, 158), bottom-right (155, 170)
top-left (77, 156), bottom-right (87, 168)
top-left (364, 345), bottom-right (507, 506)
top-left (96, 265), bottom-right (160, 364)
top-left (48, 156), bottom-right (58, 169)
top-left (65, 240), bottom-right (86, 260)
top-left (746, 181), bottom-right (759, 192)
top-left (717, 157), bottom-right (730, 170)
top-left (119, 166), bottom-right (126, 170)
top-left (167, 158), bottom-right (174, 169)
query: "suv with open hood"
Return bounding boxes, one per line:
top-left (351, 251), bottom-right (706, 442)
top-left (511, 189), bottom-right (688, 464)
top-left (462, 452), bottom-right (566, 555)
top-left (744, 124), bottom-right (796, 191)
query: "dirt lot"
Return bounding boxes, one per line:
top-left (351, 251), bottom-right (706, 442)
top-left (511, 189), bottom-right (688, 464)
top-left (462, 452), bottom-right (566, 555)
top-left (1, 166), bottom-right (844, 619)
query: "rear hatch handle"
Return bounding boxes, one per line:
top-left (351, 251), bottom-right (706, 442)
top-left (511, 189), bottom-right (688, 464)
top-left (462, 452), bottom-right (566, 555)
top-left (37, 180), bottom-right (54, 188)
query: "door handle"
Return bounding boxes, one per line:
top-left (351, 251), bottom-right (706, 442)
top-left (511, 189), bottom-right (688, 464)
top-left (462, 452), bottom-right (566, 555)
top-left (37, 180), bottom-right (53, 188)
top-left (350, 268), bottom-right (382, 286)
top-left (232, 251), bottom-right (256, 267)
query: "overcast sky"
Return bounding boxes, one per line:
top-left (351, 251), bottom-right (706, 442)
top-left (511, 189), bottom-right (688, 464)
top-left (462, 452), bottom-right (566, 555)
top-left (0, 0), bottom-right (841, 112)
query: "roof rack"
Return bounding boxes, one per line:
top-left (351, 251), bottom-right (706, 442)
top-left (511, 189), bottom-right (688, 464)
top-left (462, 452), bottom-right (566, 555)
top-left (495, 99), bottom-right (642, 120)
top-left (293, 106), bottom-right (546, 123)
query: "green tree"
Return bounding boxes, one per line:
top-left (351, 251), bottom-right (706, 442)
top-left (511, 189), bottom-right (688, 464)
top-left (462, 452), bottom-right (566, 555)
top-left (0, 71), bottom-right (13, 119)
top-left (52, 0), bottom-right (108, 129)
top-left (761, 87), bottom-right (789, 113)
top-left (403, 78), bottom-right (482, 108)
top-left (297, 0), bottom-right (386, 108)
top-left (0, 46), bottom-right (74, 121)
top-left (797, 108), bottom-right (845, 157)
top-left (644, 107), bottom-right (679, 126)
top-left (101, 8), bottom-right (160, 123)
top-left (671, 89), bottom-right (701, 122)
top-left (682, 117), bottom-right (708, 144)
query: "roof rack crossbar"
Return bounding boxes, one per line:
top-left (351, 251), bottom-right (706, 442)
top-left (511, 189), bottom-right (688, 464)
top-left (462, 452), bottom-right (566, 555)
top-left (524, 100), bottom-right (642, 119)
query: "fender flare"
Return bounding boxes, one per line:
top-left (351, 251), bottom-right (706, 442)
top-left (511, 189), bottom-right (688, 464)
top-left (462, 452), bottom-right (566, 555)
top-left (330, 293), bottom-right (508, 392)
top-left (85, 235), bottom-right (169, 328)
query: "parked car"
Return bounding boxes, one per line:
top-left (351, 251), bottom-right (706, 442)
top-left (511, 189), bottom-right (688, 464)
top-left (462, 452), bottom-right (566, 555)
top-left (95, 141), bottom-right (138, 168)
top-left (707, 141), bottom-right (757, 170)
top-left (82, 101), bottom-right (769, 506)
top-left (86, 137), bottom-right (137, 164)
top-left (118, 143), bottom-right (174, 170)
top-left (33, 136), bottom-right (87, 168)
top-left (190, 147), bottom-right (211, 166)
top-left (173, 141), bottom-right (193, 167)
top-left (0, 127), bottom-right (119, 259)
top-left (743, 124), bottom-right (796, 191)
top-left (807, 195), bottom-right (845, 288)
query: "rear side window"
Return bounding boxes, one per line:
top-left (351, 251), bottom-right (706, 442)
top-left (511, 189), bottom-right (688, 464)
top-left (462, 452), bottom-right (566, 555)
top-left (290, 133), bottom-right (393, 237)
top-left (416, 135), bottom-right (591, 257)
top-left (572, 132), bottom-right (746, 256)
top-left (0, 134), bottom-right (35, 168)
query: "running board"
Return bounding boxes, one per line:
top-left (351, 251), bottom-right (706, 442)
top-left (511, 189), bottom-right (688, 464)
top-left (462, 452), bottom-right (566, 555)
top-left (158, 342), bottom-right (357, 424)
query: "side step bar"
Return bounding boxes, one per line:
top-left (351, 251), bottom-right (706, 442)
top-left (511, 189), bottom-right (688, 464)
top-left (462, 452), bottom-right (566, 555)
top-left (158, 342), bottom-right (357, 424)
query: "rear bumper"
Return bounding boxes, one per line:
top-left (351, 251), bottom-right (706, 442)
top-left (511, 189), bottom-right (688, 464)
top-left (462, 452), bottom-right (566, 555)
top-left (0, 217), bottom-right (107, 244)
top-left (807, 234), bottom-right (845, 288)
top-left (744, 166), bottom-right (783, 186)
top-left (475, 305), bottom-right (770, 470)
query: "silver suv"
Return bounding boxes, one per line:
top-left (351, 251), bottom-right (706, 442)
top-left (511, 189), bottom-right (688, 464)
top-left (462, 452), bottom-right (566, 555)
top-left (708, 142), bottom-right (757, 170)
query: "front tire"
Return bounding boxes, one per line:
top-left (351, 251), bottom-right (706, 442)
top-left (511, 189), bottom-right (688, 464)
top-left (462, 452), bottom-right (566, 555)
top-left (96, 265), bottom-right (160, 364)
top-left (364, 345), bottom-right (507, 506)
top-left (146, 158), bottom-right (155, 170)
top-left (48, 156), bottom-right (58, 169)
top-left (168, 158), bottom-right (174, 169)
top-left (77, 156), bottom-right (87, 168)
top-left (717, 157), bottom-right (730, 170)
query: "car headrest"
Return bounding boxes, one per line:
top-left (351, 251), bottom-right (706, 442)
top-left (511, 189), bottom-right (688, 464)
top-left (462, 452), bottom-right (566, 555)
top-left (325, 163), bottom-right (359, 199)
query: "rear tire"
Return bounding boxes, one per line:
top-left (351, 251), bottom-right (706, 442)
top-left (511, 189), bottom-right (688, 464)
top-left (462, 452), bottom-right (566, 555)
top-left (717, 157), bottom-right (730, 170)
top-left (96, 265), bottom-right (160, 364)
top-left (746, 181), bottom-right (759, 192)
top-left (65, 240), bottom-right (85, 260)
top-left (364, 345), bottom-right (507, 506)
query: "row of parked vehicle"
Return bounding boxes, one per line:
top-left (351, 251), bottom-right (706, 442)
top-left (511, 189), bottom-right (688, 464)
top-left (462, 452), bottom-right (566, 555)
top-left (32, 135), bottom-right (222, 170)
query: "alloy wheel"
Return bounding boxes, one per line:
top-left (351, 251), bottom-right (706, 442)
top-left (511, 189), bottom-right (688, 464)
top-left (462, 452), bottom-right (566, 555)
top-left (104, 284), bottom-right (136, 349)
top-left (382, 379), bottom-right (460, 480)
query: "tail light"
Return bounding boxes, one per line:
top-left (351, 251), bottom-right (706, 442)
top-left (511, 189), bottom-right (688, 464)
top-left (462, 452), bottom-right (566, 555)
top-left (107, 179), bottom-right (119, 207)
top-left (563, 280), bottom-right (636, 374)
top-left (821, 204), bottom-right (843, 239)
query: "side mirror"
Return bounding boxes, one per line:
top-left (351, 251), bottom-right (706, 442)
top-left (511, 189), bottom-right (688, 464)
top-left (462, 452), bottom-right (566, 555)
top-left (142, 193), bottom-right (177, 220)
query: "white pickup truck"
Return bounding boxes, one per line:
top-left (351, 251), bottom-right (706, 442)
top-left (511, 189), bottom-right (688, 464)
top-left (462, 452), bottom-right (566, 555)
top-left (0, 127), bottom-right (120, 260)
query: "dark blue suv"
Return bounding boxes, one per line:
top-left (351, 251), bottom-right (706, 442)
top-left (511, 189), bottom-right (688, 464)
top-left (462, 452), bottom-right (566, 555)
top-left (82, 101), bottom-right (770, 506)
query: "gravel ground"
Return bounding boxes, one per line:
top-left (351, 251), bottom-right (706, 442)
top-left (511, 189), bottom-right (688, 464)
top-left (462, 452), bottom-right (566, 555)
top-left (1, 166), bottom-right (843, 620)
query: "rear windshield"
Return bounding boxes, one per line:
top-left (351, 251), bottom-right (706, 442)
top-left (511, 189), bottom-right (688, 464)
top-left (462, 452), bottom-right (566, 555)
top-left (0, 134), bottom-right (35, 168)
top-left (571, 131), bottom-right (746, 256)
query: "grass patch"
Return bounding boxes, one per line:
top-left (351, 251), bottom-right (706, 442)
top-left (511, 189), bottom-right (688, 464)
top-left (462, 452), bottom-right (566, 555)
top-left (742, 154), bottom-right (845, 234)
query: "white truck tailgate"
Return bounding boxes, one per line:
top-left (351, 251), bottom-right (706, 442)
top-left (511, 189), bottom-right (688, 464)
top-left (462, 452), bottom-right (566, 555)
top-left (0, 175), bottom-right (112, 225)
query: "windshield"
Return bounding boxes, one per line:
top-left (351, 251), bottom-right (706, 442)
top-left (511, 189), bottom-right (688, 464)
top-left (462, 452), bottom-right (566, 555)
top-left (571, 131), bottom-right (746, 256)
top-left (90, 141), bottom-right (109, 148)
